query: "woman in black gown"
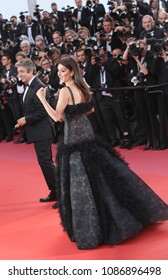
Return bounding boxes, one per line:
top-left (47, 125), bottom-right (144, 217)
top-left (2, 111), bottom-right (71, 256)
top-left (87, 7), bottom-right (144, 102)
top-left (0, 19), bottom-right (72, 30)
top-left (36, 56), bottom-right (168, 250)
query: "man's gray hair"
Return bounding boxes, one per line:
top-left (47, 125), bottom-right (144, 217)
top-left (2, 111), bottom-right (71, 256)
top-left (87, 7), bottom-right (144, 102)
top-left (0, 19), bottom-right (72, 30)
top-left (20, 40), bottom-right (30, 47)
top-left (16, 58), bottom-right (36, 72)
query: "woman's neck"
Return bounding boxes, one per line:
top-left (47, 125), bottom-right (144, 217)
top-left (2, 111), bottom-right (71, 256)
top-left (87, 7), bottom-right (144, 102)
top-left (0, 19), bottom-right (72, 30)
top-left (65, 80), bottom-right (75, 87)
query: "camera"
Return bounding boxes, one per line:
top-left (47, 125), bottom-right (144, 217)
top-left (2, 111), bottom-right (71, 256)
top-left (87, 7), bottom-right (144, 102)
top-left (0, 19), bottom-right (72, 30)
top-left (107, 0), bottom-right (116, 11)
top-left (33, 4), bottom-right (43, 20)
top-left (0, 76), bottom-right (17, 97)
top-left (31, 47), bottom-right (39, 60)
top-left (129, 42), bottom-right (140, 56)
top-left (19, 11), bottom-right (28, 22)
top-left (152, 39), bottom-right (168, 57)
top-left (4, 76), bottom-right (17, 89)
top-left (62, 5), bottom-right (74, 21)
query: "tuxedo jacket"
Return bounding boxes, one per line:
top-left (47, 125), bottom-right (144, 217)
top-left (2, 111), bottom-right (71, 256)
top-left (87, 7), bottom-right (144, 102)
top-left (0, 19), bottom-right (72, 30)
top-left (72, 7), bottom-right (91, 31)
top-left (23, 76), bottom-right (55, 142)
top-left (88, 57), bottom-right (122, 100)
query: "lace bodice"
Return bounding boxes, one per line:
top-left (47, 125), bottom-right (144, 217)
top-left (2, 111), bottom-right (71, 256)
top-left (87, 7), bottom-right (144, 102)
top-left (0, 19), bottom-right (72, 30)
top-left (64, 102), bottom-right (94, 144)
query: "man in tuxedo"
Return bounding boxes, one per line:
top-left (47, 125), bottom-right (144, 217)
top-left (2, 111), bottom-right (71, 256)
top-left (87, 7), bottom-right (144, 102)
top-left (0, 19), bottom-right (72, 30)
top-left (50, 2), bottom-right (64, 23)
top-left (71, 0), bottom-right (91, 32)
top-left (96, 17), bottom-right (123, 53)
top-left (15, 58), bottom-right (57, 209)
top-left (52, 31), bottom-right (66, 54)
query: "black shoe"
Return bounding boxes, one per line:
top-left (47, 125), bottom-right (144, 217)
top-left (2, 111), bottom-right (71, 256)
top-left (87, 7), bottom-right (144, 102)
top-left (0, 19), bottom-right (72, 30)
top-left (144, 142), bottom-right (151, 151)
top-left (119, 139), bottom-right (132, 149)
top-left (6, 135), bottom-right (14, 142)
top-left (39, 191), bottom-right (57, 202)
top-left (133, 138), bottom-right (146, 146)
top-left (14, 137), bottom-right (26, 144)
top-left (159, 144), bottom-right (168, 150)
top-left (52, 202), bottom-right (58, 209)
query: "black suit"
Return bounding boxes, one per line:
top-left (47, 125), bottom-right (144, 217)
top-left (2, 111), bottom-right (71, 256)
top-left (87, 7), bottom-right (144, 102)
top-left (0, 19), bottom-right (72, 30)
top-left (72, 7), bottom-right (91, 31)
top-left (23, 76), bottom-right (56, 192)
top-left (88, 58), bottom-right (130, 143)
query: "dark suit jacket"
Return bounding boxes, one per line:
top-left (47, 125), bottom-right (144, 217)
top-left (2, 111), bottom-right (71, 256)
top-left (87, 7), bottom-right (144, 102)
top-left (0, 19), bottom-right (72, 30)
top-left (72, 7), bottom-right (91, 31)
top-left (23, 76), bottom-right (55, 142)
top-left (89, 57), bottom-right (122, 100)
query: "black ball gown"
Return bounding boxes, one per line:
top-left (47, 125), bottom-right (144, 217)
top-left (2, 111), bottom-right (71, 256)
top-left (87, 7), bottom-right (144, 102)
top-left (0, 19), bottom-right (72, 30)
top-left (56, 89), bottom-right (168, 250)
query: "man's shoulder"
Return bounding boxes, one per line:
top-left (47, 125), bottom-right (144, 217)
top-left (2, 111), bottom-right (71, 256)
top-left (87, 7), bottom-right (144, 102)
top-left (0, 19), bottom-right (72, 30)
top-left (30, 76), bottom-right (45, 89)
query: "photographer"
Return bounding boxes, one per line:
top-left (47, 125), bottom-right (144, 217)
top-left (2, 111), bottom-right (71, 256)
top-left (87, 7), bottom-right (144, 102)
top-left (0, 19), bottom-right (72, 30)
top-left (96, 17), bottom-right (123, 53)
top-left (0, 52), bottom-right (22, 141)
top-left (25, 15), bottom-right (41, 45)
top-left (20, 39), bottom-right (31, 57)
top-left (88, 47), bottom-right (132, 148)
top-left (0, 14), bottom-right (8, 44)
top-left (47, 46), bottom-right (61, 66)
top-left (123, 39), bottom-right (159, 149)
top-left (6, 16), bottom-right (26, 42)
top-left (71, 0), bottom-right (91, 32)
top-left (64, 29), bottom-right (78, 55)
top-left (47, 14), bottom-right (65, 37)
top-left (150, 41), bottom-right (168, 149)
top-left (50, 2), bottom-right (64, 23)
top-left (139, 14), bottom-right (165, 40)
top-left (38, 56), bottom-right (59, 90)
top-left (87, 0), bottom-right (106, 35)
top-left (52, 31), bottom-right (67, 54)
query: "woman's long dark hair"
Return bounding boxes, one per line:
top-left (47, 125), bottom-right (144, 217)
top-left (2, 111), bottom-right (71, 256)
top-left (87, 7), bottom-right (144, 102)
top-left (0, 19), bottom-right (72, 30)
top-left (58, 56), bottom-right (92, 102)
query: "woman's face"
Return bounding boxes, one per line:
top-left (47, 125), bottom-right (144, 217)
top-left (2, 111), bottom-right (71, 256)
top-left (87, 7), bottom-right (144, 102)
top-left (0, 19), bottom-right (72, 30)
top-left (57, 63), bottom-right (73, 84)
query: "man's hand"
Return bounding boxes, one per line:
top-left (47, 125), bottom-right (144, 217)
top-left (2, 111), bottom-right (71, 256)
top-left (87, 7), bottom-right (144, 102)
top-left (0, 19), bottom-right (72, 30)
top-left (15, 117), bottom-right (26, 129)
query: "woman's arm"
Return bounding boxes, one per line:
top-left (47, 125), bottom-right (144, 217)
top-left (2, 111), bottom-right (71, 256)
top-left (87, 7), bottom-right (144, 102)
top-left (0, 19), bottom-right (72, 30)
top-left (36, 87), bottom-right (69, 122)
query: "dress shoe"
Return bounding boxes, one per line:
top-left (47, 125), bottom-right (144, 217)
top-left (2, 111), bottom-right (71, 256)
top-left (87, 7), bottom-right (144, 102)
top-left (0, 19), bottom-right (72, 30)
top-left (39, 191), bottom-right (57, 202)
top-left (6, 135), bottom-right (14, 142)
top-left (144, 142), bottom-right (151, 151)
top-left (133, 138), bottom-right (146, 146)
top-left (159, 144), bottom-right (168, 150)
top-left (52, 202), bottom-right (58, 209)
top-left (14, 137), bottom-right (26, 144)
top-left (119, 139), bottom-right (132, 150)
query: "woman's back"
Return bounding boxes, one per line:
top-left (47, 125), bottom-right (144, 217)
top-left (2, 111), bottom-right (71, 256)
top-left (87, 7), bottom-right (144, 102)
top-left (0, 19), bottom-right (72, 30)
top-left (63, 87), bottom-right (94, 144)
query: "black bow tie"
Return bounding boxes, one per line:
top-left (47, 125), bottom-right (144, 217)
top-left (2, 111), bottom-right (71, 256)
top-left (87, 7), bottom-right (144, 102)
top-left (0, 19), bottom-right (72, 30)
top-left (24, 84), bottom-right (29, 89)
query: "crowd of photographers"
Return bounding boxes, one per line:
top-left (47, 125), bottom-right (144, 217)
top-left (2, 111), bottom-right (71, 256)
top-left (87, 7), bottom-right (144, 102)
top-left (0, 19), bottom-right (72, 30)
top-left (1, 0), bottom-right (168, 150)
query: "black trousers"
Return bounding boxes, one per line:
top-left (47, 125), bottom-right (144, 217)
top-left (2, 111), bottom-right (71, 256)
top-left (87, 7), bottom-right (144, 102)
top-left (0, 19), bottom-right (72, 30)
top-left (34, 139), bottom-right (56, 192)
top-left (98, 95), bottom-right (131, 142)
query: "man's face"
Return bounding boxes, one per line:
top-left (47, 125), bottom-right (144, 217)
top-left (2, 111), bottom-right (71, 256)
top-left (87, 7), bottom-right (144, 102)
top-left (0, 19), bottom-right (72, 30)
top-left (158, 13), bottom-right (167, 25)
top-left (53, 34), bottom-right (62, 44)
top-left (76, 50), bottom-right (86, 63)
top-left (142, 18), bottom-right (153, 31)
top-left (75, 0), bottom-right (82, 8)
top-left (21, 44), bottom-right (30, 54)
top-left (1, 56), bottom-right (10, 67)
top-left (42, 12), bottom-right (50, 19)
top-left (103, 21), bottom-right (113, 33)
top-left (41, 59), bottom-right (51, 71)
top-left (17, 66), bottom-right (33, 84)
top-left (51, 4), bottom-right (57, 13)
top-left (10, 17), bottom-right (17, 25)
top-left (35, 40), bottom-right (45, 50)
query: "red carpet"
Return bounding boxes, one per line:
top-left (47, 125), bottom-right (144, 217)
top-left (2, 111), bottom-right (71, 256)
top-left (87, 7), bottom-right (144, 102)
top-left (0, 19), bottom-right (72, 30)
top-left (0, 141), bottom-right (168, 260)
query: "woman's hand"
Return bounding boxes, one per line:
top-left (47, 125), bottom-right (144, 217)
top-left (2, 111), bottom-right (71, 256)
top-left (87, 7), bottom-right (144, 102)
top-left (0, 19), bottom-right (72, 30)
top-left (36, 87), bottom-right (47, 101)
